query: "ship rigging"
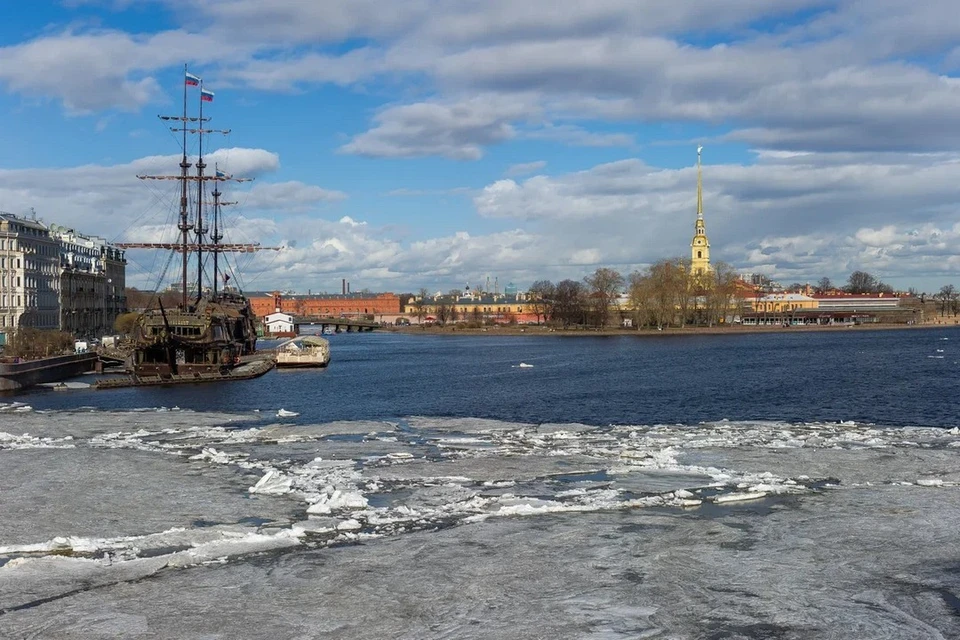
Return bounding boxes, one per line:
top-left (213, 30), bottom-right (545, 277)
top-left (118, 65), bottom-right (277, 381)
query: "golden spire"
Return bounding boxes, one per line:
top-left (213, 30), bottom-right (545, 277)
top-left (696, 145), bottom-right (703, 219)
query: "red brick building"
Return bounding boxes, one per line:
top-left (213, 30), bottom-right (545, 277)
top-left (248, 292), bottom-right (401, 319)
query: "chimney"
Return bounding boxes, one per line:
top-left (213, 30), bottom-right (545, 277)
top-left (347, 282), bottom-right (351, 294)
top-left (342, 278), bottom-right (346, 295)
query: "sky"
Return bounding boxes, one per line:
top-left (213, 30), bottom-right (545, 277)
top-left (1, 1), bottom-right (959, 295)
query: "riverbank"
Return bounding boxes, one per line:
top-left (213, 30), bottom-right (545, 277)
top-left (385, 320), bottom-right (960, 338)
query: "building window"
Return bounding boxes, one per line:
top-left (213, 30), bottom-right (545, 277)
top-left (697, 251), bottom-right (702, 259)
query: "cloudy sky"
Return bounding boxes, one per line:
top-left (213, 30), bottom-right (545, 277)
top-left (1, 1), bottom-right (959, 294)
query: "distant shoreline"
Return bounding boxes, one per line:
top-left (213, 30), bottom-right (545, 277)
top-left (385, 320), bottom-right (960, 338)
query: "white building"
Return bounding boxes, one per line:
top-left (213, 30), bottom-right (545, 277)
top-left (0, 212), bottom-right (127, 341)
top-left (48, 224), bottom-right (127, 338)
top-left (264, 311), bottom-right (295, 335)
top-left (0, 213), bottom-right (61, 332)
top-left (813, 294), bottom-right (902, 311)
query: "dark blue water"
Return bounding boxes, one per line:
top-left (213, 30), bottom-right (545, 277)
top-left (21, 327), bottom-right (960, 427)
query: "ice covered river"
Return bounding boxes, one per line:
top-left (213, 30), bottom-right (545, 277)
top-left (3, 328), bottom-right (960, 638)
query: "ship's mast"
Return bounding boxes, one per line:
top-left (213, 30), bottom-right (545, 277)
top-left (212, 163), bottom-right (223, 296)
top-left (195, 80), bottom-right (206, 303)
top-left (131, 65), bottom-right (273, 303)
top-left (178, 64), bottom-right (193, 308)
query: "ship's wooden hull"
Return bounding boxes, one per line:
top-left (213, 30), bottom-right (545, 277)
top-left (129, 294), bottom-right (259, 379)
top-left (97, 357), bottom-right (274, 389)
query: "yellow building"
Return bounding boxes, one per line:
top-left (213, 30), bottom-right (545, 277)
top-left (419, 296), bottom-right (541, 324)
top-left (690, 146), bottom-right (711, 277)
top-left (748, 293), bottom-right (818, 313)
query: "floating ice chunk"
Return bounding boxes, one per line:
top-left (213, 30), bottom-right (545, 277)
top-left (277, 409), bottom-right (299, 418)
top-left (673, 489), bottom-right (696, 499)
top-left (517, 362), bottom-right (534, 368)
top-left (336, 519), bottom-right (362, 531)
top-left (916, 478), bottom-right (944, 487)
top-left (306, 490), bottom-right (369, 514)
top-left (249, 470), bottom-right (292, 495)
top-left (188, 447), bottom-right (232, 464)
top-left (713, 491), bottom-right (768, 504)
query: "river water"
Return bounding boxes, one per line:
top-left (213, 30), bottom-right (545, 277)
top-left (2, 328), bottom-right (960, 638)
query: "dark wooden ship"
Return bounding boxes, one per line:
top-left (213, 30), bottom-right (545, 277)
top-left (99, 66), bottom-right (279, 387)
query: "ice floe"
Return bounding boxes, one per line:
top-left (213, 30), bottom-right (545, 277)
top-left (6, 410), bottom-right (960, 597)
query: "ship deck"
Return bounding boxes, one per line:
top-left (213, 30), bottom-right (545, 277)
top-left (93, 356), bottom-right (275, 389)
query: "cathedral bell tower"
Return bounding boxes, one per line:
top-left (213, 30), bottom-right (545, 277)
top-left (690, 145), bottom-right (711, 276)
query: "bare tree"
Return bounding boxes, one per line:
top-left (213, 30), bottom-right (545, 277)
top-left (675, 258), bottom-right (694, 327)
top-left (627, 270), bottom-right (656, 328)
top-left (435, 301), bottom-right (450, 326)
top-left (815, 277), bottom-right (833, 294)
top-left (528, 280), bottom-right (555, 325)
top-left (584, 267), bottom-right (624, 327)
top-left (553, 279), bottom-right (587, 327)
top-left (5, 328), bottom-right (75, 359)
top-left (704, 262), bottom-right (740, 326)
top-left (936, 285), bottom-right (956, 317)
top-left (845, 271), bottom-right (892, 294)
top-left (412, 288), bottom-right (429, 325)
top-left (629, 258), bottom-right (689, 329)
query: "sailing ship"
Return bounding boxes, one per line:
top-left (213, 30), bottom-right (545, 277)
top-left (115, 67), bottom-right (277, 382)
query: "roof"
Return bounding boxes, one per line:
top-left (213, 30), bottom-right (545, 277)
top-left (247, 291), bottom-right (398, 299)
top-left (0, 212), bottom-right (51, 233)
top-left (276, 335), bottom-right (329, 350)
top-left (812, 293), bottom-right (899, 299)
top-left (759, 293), bottom-right (815, 301)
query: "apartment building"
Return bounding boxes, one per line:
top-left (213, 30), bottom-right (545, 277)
top-left (0, 212), bottom-right (126, 339)
top-left (0, 213), bottom-right (60, 332)
top-left (49, 224), bottom-right (127, 337)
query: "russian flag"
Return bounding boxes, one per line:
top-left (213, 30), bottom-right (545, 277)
top-left (185, 72), bottom-right (200, 86)
top-left (200, 88), bottom-right (214, 102)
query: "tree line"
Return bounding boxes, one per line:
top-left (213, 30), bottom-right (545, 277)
top-left (527, 260), bottom-right (743, 329)
top-left (528, 266), bottom-right (911, 329)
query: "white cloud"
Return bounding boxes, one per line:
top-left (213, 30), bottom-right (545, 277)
top-left (340, 96), bottom-right (537, 160)
top-left (241, 182), bottom-right (347, 211)
top-left (3, 1), bottom-right (959, 157)
top-left (505, 161), bottom-right (547, 177)
top-left (521, 125), bottom-right (633, 148)
top-left (471, 150), bottom-right (960, 288)
top-left (0, 148), bottom-right (309, 244)
top-left (6, 1), bottom-right (960, 292)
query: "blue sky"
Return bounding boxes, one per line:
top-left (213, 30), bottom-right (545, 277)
top-left (1, 1), bottom-right (960, 294)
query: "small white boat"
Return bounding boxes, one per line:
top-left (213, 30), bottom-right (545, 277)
top-left (274, 335), bottom-right (331, 368)
top-left (277, 409), bottom-right (299, 418)
top-left (518, 362), bottom-right (534, 368)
